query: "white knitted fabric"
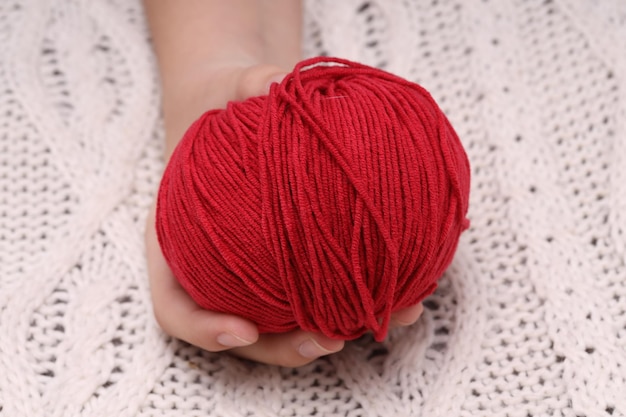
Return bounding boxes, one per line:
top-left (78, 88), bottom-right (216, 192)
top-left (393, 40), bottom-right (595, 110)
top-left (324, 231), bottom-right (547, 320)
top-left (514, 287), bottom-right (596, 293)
top-left (1, 0), bottom-right (625, 416)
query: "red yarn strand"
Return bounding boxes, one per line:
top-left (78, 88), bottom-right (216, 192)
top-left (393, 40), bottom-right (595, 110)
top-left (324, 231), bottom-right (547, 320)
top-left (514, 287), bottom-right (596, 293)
top-left (156, 57), bottom-right (470, 341)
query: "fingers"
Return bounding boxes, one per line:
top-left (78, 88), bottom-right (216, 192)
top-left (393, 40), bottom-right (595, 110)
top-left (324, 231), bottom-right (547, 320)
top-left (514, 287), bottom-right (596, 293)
top-left (146, 205), bottom-right (343, 365)
top-left (151, 273), bottom-right (259, 352)
top-left (146, 206), bottom-right (259, 351)
top-left (390, 303), bottom-right (424, 328)
top-left (229, 302), bottom-right (424, 367)
top-left (147, 200), bottom-right (423, 364)
top-left (231, 330), bottom-right (345, 368)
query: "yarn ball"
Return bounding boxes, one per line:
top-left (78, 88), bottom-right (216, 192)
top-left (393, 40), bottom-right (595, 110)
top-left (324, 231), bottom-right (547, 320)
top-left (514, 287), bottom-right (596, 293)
top-left (156, 57), bottom-right (470, 341)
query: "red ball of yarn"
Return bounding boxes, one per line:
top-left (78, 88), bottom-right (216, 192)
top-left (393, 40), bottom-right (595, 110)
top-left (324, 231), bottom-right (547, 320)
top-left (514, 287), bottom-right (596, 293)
top-left (156, 57), bottom-right (470, 341)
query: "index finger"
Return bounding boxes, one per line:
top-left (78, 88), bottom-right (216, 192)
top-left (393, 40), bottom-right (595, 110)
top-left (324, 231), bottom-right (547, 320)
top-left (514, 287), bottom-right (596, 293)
top-left (145, 207), bottom-right (259, 351)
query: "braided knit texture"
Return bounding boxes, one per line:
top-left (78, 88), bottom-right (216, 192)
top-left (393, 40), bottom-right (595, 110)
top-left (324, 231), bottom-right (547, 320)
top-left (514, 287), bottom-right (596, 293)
top-left (1, 1), bottom-right (625, 416)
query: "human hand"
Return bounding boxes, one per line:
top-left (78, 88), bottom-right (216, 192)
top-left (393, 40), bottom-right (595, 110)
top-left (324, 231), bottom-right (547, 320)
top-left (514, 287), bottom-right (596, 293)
top-left (146, 64), bottom-right (424, 367)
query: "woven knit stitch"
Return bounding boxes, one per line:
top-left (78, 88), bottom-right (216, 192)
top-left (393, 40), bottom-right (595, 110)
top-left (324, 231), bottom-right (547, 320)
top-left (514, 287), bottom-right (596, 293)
top-left (0, 1), bottom-right (625, 416)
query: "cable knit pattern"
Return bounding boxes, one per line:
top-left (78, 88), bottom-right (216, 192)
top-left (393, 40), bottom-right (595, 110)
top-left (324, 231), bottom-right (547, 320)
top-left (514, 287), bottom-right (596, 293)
top-left (0, 1), bottom-right (624, 416)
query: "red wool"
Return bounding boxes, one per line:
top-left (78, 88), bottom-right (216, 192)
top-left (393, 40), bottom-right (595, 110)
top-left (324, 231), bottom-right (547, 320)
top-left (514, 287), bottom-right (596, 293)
top-left (156, 57), bottom-right (470, 341)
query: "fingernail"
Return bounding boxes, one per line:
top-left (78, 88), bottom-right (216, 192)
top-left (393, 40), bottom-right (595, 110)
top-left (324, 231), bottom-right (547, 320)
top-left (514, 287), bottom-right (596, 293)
top-left (298, 338), bottom-right (335, 359)
top-left (217, 332), bottom-right (254, 348)
top-left (393, 317), bottom-right (416, 327)
top-left (393, 314), bottom-right (419, 327)
top-left (265, 73), bottom-right (288, 93)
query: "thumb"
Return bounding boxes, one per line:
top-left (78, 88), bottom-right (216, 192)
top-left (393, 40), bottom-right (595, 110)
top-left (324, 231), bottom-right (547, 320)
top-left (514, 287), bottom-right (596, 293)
top-left (234, 64), bottom-right (289, 101)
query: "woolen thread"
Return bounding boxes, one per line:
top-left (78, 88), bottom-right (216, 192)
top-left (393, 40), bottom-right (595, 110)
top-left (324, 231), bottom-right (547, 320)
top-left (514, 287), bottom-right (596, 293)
top-left (156, 57), bottom-right (470, 341)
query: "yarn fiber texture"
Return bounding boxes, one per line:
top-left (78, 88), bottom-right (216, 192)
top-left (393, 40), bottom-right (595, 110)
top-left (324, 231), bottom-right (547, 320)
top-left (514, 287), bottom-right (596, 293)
top-left (156, 57), bottom-right (470, 341)
top-left (5, 1), bottom-right (626, 416)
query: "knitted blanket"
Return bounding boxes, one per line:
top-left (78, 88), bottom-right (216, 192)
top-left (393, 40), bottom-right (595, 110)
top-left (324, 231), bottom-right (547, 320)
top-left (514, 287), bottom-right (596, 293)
top-left (1, 1), bottom-right (625, 416)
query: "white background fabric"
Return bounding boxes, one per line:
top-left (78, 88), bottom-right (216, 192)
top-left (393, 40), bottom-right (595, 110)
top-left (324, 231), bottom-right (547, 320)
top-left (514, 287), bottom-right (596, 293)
top-left (1, 1), bottom-right (625, 416)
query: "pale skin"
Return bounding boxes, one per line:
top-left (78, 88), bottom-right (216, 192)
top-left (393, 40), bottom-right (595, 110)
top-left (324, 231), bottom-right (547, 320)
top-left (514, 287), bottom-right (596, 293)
top-left (143, 0), bottom-right (424, 367)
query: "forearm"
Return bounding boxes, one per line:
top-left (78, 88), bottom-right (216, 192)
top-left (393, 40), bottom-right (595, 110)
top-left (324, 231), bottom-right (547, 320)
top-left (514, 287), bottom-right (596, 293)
top-left (143, 0), bottom-right (302, 157)
top-left (257, 0), bottom-right (303, 69)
